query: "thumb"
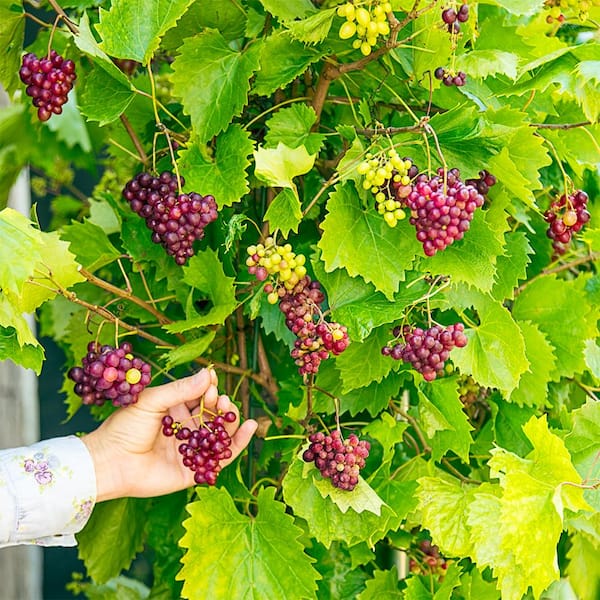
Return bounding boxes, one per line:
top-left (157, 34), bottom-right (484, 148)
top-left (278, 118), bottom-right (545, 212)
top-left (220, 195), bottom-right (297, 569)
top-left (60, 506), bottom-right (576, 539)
top-left (137, 368), bottom-right (215, 412)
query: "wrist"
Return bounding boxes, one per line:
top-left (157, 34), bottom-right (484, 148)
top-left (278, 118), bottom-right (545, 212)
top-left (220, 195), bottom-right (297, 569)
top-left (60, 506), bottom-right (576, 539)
top-left (81, 430), bottom-right (124, 503)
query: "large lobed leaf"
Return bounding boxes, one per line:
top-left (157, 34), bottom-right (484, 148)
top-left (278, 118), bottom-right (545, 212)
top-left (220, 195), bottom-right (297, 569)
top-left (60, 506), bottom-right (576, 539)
top-left (178, 486), bottom-right (320, 600)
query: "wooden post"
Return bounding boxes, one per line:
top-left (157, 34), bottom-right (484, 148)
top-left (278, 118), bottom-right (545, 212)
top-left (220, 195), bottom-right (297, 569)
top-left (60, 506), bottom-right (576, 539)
top-left (0, 87), bottom-right (43, 600)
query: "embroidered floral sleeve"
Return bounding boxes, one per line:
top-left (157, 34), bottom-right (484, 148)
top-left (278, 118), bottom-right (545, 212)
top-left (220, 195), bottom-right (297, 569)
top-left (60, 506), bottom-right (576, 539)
top-left (0, 436), bottom-right (97, 548)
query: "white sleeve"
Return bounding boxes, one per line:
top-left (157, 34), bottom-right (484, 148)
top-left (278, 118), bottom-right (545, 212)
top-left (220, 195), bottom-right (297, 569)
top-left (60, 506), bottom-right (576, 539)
top-left (0, 436), bottom-right (97, 548)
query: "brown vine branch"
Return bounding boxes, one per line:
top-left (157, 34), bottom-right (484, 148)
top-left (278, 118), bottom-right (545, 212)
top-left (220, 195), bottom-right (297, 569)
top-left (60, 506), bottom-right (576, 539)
top-left (530, 121), bottom-right (592, 130)
top-left (354, 122), bottom-right (424, 138)
top-left (120, 114), bottom-right (148, 165)
top-left (47, 0), bottom-right (78, 34)
top-left (235, 307), bottom-right (250, 419)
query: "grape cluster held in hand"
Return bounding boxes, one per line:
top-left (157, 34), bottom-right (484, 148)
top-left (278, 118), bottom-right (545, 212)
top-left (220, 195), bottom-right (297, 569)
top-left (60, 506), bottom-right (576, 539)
top-left (68, 341), bottom-right (151, 406)
top-left (382, 323), bottom-right (467, 381)
top-left (123, 171), bottom-right (218, 265)
top-left (19, 50), bottom-right (76, 122)
top-left (161, 412), bottom-right (237, 486)
top-left (302, 429), bottom-right (370, 491)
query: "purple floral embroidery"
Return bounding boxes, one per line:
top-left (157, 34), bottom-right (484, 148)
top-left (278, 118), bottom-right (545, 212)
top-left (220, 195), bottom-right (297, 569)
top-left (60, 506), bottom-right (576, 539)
top-left (22, 454), bottom-right (54, 486)
top-left (74, 499), bottom-right (93, 523)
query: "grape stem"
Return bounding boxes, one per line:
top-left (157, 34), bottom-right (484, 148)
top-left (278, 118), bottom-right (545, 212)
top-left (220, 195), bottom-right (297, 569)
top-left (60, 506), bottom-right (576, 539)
top-left (119, 114), bottom-right (148, 165)
top-left (47, 0), bottom-right (79, 34)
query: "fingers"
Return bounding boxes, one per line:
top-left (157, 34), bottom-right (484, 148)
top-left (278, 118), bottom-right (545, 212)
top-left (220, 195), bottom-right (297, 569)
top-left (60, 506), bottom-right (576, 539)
top-left (138, 368), bottom-right (216, 412)
top-left (225, 419), bottom-right (258, 465)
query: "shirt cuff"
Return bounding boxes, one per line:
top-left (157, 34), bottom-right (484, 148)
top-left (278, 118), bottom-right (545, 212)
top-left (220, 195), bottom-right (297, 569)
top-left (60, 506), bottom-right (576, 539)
top-left (0, 436), bottom-right (97, 547)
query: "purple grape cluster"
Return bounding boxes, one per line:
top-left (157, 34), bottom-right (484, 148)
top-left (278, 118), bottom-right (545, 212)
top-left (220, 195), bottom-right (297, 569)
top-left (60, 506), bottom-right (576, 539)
top-left (382, 323), bottom-right (468, 381)
top-left (274, 276), bottom-right (350, 376)
top-left (122, 171), bottom-right (218, 265)
top-left (68, 341), bottom-right (151, 407)
top-left (404, 168), bottom-right (485, 256)
top-left (161, 412), bottom-right (237, 485)
top-left (434, 66), bottom-right (467, 87)
top-left (544, 190), bottom-right (590, 256)
top-left (302, 429), bottom-right (370, 491)
top-left (409, 540), bottom-right (448, 578)
top-left (465, 169), bottom-right (497, 196)
top-left (442, 4), bottom-right (469, 33)
top-left (19, 50), bottom-right (76, 122)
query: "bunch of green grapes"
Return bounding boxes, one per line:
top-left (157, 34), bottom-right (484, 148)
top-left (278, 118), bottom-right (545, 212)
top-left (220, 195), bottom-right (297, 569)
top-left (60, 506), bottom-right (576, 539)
top-left (357, 149), bottom-right (414, 227)
top-left (544, 0), bottom-right (600, 22)
top-left (337, 1), bottom-right (392, 56)
top-left (246, 238), bottom-right (308, 303)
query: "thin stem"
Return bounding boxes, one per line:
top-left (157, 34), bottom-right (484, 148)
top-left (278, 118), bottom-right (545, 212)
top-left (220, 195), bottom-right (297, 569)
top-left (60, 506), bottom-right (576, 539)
top-left (441, 457), bottom-right (481, 485)
top-left (120, 114), bottom-right (148, 165)
top-left (355, 123), bottom-right (423, 137)
top-left (47, 0), bottom-right (78, 34)
top-left (531, 121), bottom-right (591, 130)
top-left (108, 138), bottom-right (145, 162)
top-left (25, 13), bottom-right (51, 28)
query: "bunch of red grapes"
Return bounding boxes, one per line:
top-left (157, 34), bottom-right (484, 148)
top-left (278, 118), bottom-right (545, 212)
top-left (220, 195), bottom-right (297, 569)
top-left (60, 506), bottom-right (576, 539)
top-left (302, 429), bottom-right (370, 491)
top-left (382, 323), bottom-right (468, 381)
top-left (161, 411), bottom-right (236, 485)
top-left (465, 169), bottom-right (497, 196)
top-left (68, 341), bottom-right (151, 407)
top-left (122, 171), bottom-right (218, 265)
top-left (19, 50), bottom-right (76, 122)
top-left (434, 66), bottom-right (467, 87)
top-left (441, 3), bottom-right (470, 33)
top-left (543, 189), bottom-right (590, 256)
top-left (402, 168), bottom-right (485, 256)
top-left (409, 539), bottom-right (449, 579)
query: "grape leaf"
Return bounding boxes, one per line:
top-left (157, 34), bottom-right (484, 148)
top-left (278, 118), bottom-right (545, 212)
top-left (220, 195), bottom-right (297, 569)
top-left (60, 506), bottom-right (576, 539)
top-left (451, 292), bottom-right (528, 397)
top-left (77, 498), bottom-right (148, 584)
top-left (171, 31), bottom-right (260, 143)
top-left (512, 276), bottom-right (597, 380)
top-left (263, 188), bottom-right (303, 237)
top-left (584, 338), bottom-right (600, 380)
top-left (457, 568), bottom-right (502, 600)
top-left (335, 326), bottom-right (403, 393)
top-left (178, 486), bottom-right (320, 600)
top-left (178, 124), bottom-right (254, 207)
top-left (61, 219), bottom-right (122, 272)
top-left (253, 31), bottom-right (324, 97)
top-left (259, 0), bottom-right (316, 22)
top-left (455, 50), bottom-right (519, 80)
top-left (162, 331), bottom-right (216, 369)
top-left (490, 231), bottom-right (532, 301)
top-left (418, 378), bottom-right (474, 463)
top-left (285, 8), bottom-right (336, 45)
top-left (0, 2), bottom-right (25, 94)
top-left (254, 142), bottom-right (316, 189)
top-left (264, 104), bottom-right (324, 155)
top-left (164, 248), bottom-right (237, 331)
top-left (565, 399), bottom-right (600, 511)
top-left (318, 183), bottom-right (420, 300)
top-left (486, 0), bottom-right (545, 15)
top-left (565, 532), bottom-right (600, 600)
top-left (488, 396), bottom-right (536, 456)
top-left (0, 323), bottom-right (43, 373)
top-left (417, 476), bottom-right (475, 557)
top-left (356, 568), bottom-right (402, 599)
top-left (572, 60), bottom-right (600, 123)
top-left (403, 563), bottom-right (462, 600)
top-left (507, 321), bottom-right (556, 407)
top-left (96, 0), bottom-right (195, 63)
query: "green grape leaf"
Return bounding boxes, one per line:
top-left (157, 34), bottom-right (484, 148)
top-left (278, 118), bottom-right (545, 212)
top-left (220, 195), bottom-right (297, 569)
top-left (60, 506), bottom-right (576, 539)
top-left (162, 331), bottom-right (216, 369)
top-left (254, 142), bottom-right (316, 189)
top-left (584, 338), bottom-right (600, 379)
top-left (565, 400), bottom-right (600, 510)
top-left (253, 31), bottom-right (324, 96)
top-left (78, 65), bottom-right (135, 125)
top-left (96, 0), bottom-right (195, 63)
top-left (0, 2), bottom-right (25, 94)
top-left (356, 568), bottom-right (402, 599)
top-left (426, 200), bottom-right (508, 293)
top-left (263, 188), bottom-right (303, 237)
top-left (573, 61), bottom-right (600, 123)
top-left (508, 321), bottom-right (556, 408)
top-left (77, 498), bottom-right (148, 584)
top-left (512, 276), bottom-right (597, 380)
top-left (364, 412), bottom-right (409, 456)
top-left (318, 183), bottom-right (420, 300)
top-left (488, 396), bottom-right (536, 456)
top-left (282, 454), bottom-right (407, 549)
top-left (312, 258), bottom-right (429, 341)
top-left (566, 532), bottom-right (600, 600)
top-left (178, 486), bottom-right (320, 600)
top-left (490, 232), bottom-right (532, 301)
top-left (259, 0), bottom-right (316, 21)
top-left (455, 50), bottom-right (519, 80)
top-left (305, 462), bottom-right (386, 516)
top-left (285, 8), bottom-right (336, 45)
top-left (264, 104), bottom-right (325, 155)
top-left (45, 88), bottom-right (92, 152)
top-left (457, 568), bottom-right (502, 600)
top-left (487, 0), bottom-right (545, 15)
top-left (0, 324), bottom-right (44, 373)
top-left (335, 326), bottom-right (402, 393)
top-left (451, 292), bottom-right (529, 397)
top-left (417, 476), bottom-right (475, 557)
top-left (164, 248), bottom-right (237, 331)
top-left (61, 219), bottom-right (122, 272)
top-left (403, 563), bottom-right (462, 600)
top-left (417, 378), bottom-right (474, 463)
top-left (171, 31), bottom-right (260, 143)
top-left (178, 124), bottom-right (254, 207)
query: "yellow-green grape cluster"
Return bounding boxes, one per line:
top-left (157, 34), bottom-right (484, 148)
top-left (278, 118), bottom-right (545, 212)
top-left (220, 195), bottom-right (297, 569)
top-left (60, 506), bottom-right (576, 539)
top-left (246, 238), bottom-right (308, 302)
top-left (544, 0), bottom-right (600, 21)
top-left (357, 150), bottom-right (413, 227)
top-left (337, 1), bottom-right (392, 56)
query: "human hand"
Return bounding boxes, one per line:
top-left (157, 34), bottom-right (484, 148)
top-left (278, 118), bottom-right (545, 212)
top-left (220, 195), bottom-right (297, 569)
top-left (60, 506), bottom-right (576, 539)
top-left (82, 368), bottom-right (257, 502)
